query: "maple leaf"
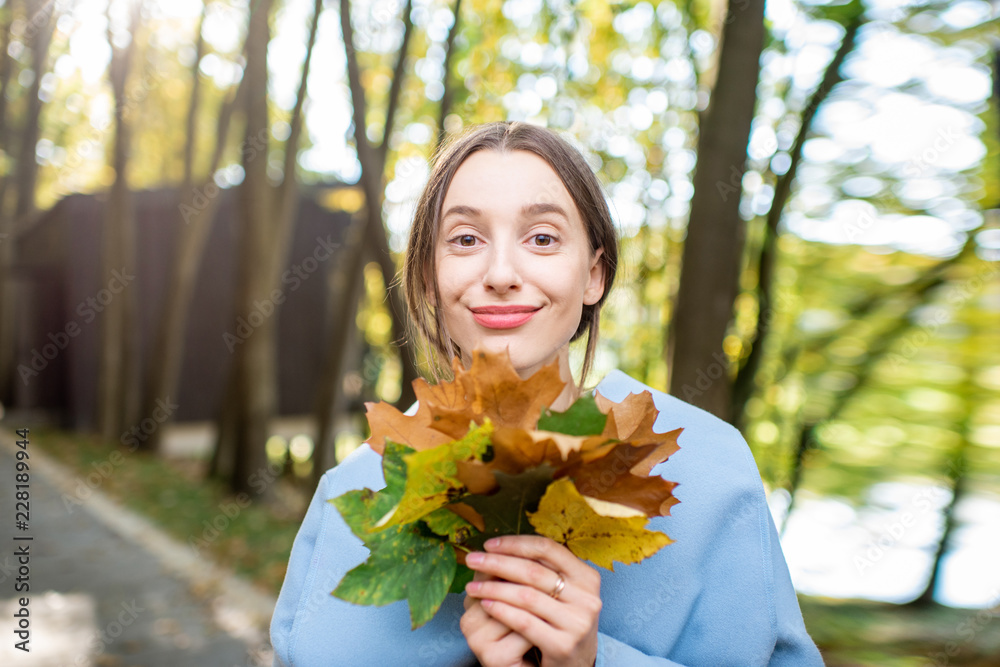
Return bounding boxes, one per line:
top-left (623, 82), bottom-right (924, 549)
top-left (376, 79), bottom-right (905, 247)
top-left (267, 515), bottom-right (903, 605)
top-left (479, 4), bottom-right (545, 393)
top-left (528, 478), bottom-right (673, 570)
top-left (363, 400), bottom-right (455, 455)
top-left (461, 466), bottom-right (555, 551)
top-left (560, 441), bottom-right (680, 517)
top-left (332, 520), bottom-right (456, 629)
top-left (335, 348), bottom-right (683, 627)
top-left (460, 349), bottom-right (565, 430)
top-left (329, 442), bottom-right (457, 628)
top-left (378, 422), bottom-right (493, 528)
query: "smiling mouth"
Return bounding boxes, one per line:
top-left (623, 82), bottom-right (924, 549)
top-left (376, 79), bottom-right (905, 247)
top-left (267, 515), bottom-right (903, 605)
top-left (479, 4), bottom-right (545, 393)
top-left (470, 306), bottom-right (540, 330)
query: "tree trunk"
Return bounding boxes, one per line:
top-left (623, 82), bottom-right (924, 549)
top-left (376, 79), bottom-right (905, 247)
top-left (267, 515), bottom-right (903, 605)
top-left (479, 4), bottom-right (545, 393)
top-left (435, 0), bottom-right (463, 151)
top-left (0, 0), bottom-right (55, 405)
top-left (909, 437), bottom-right (968, 607)
top-left (139, 7), bottom-right (247, 452)
top-left (313, 0), bottom-right (415, 460)
top-left (211, 0), bottom-right (322, 492)
top-left (313, 219), bottom-right (368, 481)
top-left (667, 0), bottom-right (766, 423)
top-left (731, 14), bottom-right (863, 430)
top-left (214, 0), bottom-right (276, 497)
top-left (98, 1), bottom-right (142, 443)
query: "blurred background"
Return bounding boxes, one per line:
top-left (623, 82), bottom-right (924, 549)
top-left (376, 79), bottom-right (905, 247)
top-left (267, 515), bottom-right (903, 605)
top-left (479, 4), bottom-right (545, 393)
top-left (0, 0), bottom-right (998, 664)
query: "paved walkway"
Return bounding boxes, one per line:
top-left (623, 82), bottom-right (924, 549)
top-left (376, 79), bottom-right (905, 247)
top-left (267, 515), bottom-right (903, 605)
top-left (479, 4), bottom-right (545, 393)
top-left (0, 429), bottom-right (276, 667)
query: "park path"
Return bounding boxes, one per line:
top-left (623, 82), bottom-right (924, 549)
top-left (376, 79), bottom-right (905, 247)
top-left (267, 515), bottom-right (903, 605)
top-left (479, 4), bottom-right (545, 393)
top-left (0, 428), bottom-right (275, 667)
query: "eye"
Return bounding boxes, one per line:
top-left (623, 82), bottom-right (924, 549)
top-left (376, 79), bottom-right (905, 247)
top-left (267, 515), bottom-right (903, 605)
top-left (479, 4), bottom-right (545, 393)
top-left (457, 234), bottom-right (477, 247)
top-left (532, 234), bottom-right (554, 247)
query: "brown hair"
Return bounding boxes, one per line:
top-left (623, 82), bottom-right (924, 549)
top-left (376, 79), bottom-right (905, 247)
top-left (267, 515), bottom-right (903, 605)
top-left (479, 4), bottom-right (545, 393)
top-left (402, 121), bottom-right (619, 385)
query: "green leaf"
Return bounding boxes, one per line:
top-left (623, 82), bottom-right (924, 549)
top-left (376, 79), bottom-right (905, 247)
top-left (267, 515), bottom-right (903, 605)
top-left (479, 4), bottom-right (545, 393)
top-left (333, 522), bottom-right (457, 629)
top-left (423, 507), bottom-right (477, 545)
top-left (329, 440), bottom-right (413, 536)
top-left (450, 563), bottom-right (475, 594)
top-left (329, 441), bottom-right (459, 628)
top-left (462, 465), bottom-right (555, 551)
top-left (381, 421), bottom-right (494, 528)
top-left (538, 394), bottom-right (607, 436)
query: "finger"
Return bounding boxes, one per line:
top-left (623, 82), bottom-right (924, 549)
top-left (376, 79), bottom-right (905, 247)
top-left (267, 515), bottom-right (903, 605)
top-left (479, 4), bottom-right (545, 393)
top-left (466, 551), bottom-right (577, 604)
top-left (464, 571), bottom-right (499, 611)
top-left (483, 535), bottom-right (591, 580)
top-left (479, 598), bottom-right (571, 657)
top-left (461, 602), bottom-right (534, 662)
top-left (466, 578), bottom-right (568, 630)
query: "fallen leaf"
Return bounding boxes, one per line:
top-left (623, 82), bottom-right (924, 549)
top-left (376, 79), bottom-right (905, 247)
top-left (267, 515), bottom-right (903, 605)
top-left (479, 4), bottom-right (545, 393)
top-left (463, 349), bottom-right (564, 430)
top-left (462, 466), bottom-right (555, 551)
top-left (528, 478), bottom-right (673, 570)
top-left (381, 422), bottom-right (493, 528)
top-left (332, 523), bottom-right (456, 629)
top-left (561, 442), bottom-right (680, 517)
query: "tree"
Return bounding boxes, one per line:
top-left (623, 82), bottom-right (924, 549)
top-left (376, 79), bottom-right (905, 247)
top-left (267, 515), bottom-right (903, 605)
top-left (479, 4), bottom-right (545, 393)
top-left (138, 5), bottom-right (246, 451)
top-left (0, 0), bottom-right (57, 404)
top-left (97, 0), bottom-right (143, 443)
top-left (311, 0), bottom-right (418, 479)
top-left (731, 7), bottom-right (865, 430)
top-left (213, 0), bottom-right (323, 494)
top-left (667, 0), bottom-right (767, 422)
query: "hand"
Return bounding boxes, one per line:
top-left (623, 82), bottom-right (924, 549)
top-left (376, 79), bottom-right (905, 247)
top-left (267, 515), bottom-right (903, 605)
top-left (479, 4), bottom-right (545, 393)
top-left (461, 571), bottom-right (535, 666)
top-left (463, 536), bottom-right (602, 667)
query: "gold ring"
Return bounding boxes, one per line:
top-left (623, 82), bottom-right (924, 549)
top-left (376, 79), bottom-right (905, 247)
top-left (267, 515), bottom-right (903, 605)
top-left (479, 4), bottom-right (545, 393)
top-left (550, 575), bottom-right (566, 600)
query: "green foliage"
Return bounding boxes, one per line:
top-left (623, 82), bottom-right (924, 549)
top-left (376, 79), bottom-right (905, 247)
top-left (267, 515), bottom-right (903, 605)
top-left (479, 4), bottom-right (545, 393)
top-left (538, 394), bottom-right (608, 436)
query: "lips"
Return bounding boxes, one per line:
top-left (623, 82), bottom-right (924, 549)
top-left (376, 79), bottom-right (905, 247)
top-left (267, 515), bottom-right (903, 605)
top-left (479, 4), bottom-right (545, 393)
top-left (470, 305), bottom-right (540, 330)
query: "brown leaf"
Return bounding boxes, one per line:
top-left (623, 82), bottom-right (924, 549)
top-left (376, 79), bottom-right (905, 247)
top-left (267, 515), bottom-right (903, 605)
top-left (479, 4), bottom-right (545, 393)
top-left (561, 442), bottom-right (680, 517)
top-left (462, 349), bottom-right (565, 430)
top-left (364, 401), bottom-right (454, 455)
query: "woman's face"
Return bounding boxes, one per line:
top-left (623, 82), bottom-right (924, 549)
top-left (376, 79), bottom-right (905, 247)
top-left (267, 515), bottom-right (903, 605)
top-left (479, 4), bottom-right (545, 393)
top-left (434, 149), bottom-right (605, 378)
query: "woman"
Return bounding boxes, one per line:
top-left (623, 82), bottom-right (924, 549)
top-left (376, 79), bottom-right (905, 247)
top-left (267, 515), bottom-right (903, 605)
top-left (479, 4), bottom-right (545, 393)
top-left (270, 122), bottom-right (823, 666)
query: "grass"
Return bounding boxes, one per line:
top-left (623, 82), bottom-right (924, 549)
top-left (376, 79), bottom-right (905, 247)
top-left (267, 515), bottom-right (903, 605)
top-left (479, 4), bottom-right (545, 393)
top-left (800, 594), bottom-right (1000, 666)
top-left (32, 426), bottom-right (308, 596)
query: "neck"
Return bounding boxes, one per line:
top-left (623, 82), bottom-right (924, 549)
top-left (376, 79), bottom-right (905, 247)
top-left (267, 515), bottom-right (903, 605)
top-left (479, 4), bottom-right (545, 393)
top-left (548, 348), bottom-right (579, 412)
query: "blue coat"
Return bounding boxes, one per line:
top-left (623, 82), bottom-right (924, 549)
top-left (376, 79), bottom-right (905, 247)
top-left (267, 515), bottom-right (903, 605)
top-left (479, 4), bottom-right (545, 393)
top-left (270, 370), bottom-right (824, 666)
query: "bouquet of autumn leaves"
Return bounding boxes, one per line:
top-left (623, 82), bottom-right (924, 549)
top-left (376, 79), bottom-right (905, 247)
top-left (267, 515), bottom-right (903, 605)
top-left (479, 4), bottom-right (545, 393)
top-left (328, 349), bottom-right (682, 629)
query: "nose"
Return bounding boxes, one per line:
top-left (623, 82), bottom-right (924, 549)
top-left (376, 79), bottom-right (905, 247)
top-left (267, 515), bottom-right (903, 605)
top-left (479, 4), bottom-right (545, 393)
top-left (482, 241), bottom-right (522, 293)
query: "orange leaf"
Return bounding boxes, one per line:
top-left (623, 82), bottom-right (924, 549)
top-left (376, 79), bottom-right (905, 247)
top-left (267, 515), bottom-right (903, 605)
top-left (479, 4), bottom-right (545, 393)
top-left (561, 442), bottom-right (680, 517)
top-left (364, 401), bottom-right (454, 455)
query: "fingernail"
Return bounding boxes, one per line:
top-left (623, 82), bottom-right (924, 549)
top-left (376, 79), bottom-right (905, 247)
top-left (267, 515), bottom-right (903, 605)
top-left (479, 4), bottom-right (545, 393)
top-left (466, 552), bottom-right (484, 565)
top-left (484, 537), bottom-right (500, 549)
top-left (482, 600), bottom-right (493, 609)
top-left (465, 581), bottom-right (481, 594)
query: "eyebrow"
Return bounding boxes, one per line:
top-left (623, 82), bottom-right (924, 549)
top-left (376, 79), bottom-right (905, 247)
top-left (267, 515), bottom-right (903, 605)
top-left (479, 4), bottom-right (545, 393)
top-left (441, 202), bottom-right (571, 221)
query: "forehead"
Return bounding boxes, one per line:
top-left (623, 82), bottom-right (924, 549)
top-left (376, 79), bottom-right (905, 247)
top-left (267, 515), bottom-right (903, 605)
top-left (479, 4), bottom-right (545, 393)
top-left (441, 149), bottom-right (579, 217)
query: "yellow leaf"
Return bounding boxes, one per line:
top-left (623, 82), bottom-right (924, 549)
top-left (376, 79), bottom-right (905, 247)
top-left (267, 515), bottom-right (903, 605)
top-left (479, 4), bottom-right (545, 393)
top-left (527, 478), bottom-right (673, 570)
